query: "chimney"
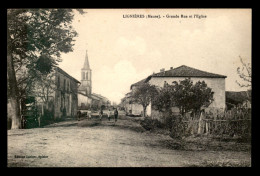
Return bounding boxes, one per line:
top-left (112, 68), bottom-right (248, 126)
top-left (160, 68), bottom-right (165, 72)
top-left (170, 67), bottom-right (173, 70)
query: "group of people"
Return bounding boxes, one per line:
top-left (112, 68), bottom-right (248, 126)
top-left (102, 108), bottom-right (118, 122)
top-left (77, 108), bottom-right (119, 123)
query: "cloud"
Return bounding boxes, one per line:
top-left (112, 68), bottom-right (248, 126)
top-left (115, 36), bottom-right (147, 57)
top-left (92, 59), bottom-right (152, 104)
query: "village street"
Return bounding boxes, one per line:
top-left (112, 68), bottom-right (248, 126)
top-left (8, 111), bottom-right (251, 167)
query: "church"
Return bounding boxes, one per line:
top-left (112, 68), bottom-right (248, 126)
top-left (78, 50), bottom-right (110, 110)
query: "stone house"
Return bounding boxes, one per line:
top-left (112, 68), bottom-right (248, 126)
top-left (78, 92), bottom-right (92, 110)
top-left (126, 65), bottom-right (227, 118)
top-left (50, 67), bottom-right (80, 119)
top-left (20, 67), bottom-right (80, 122)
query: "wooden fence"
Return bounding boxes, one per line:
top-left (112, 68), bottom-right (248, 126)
top-left (181, 108), bottom-right (251, 137)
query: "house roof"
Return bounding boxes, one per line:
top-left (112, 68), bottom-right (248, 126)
top-left (78, 91), bottom-right (91, 99)
top-left (91, 93), bottom-right (109, 102)
top-left (91, 94), bottom-right (101, 100)
top-left (152, 65), bottom-right (227, 78)
top-left (130, 65), bottom-right (227, 89)
top-left (56, 67), bottom-right (80, 83)
top-left (226, 90), bottom-right (251, 104)
top-left (130, 78), bottom-right (149, 89)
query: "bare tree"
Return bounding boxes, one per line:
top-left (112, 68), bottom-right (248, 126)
top-left (236, 56), bottom-right (251, 88)
top-left (34, 72), bottom-right (56, 105)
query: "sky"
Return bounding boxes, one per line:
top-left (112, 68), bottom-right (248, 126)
top-left (58, 9), bottom-right (251, 104)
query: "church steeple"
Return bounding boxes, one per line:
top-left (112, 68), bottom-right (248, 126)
top-left (82, 50), bottom-right (90, 70)
top-left (79, 50), bottom-right (92, 96)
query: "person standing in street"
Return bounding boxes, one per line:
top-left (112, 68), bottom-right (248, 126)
top-left (77, 110), bottom-right (81, 121)
top-left (107, 109), bottom-right (112, 121)
top-left (99, 108), bottom-right (103, 121)
top-left (114, 108), bottom-right (118, 123)
top-left (87, 109), bottom-right (92, 120)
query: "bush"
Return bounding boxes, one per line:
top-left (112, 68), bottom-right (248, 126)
top-left (40, 109), bottom-right (54, 127)
top-left (140, 117), bottom-right (164, 131)
top-left (140, 117), bottom-right (153, 130)
top-left (169, 115), bottom-right (186, 139)
top-left (164, 116), bottom-right (174, 129)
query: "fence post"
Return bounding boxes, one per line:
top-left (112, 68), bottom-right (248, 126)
top-left (198, 111), bottom-right (204, 134)
top-left (205, 120), bottom-right (209, 134)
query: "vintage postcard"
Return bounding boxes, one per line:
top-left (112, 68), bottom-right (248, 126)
top-left (7, 8), bottom-right (251, 167)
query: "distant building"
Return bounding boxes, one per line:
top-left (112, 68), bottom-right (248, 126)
top-left (122, 91), bottom-right (145, 116)
top-left (226, 90), bottom-right (251, 109)
top-left (91, 93), bottom-right (111, 109)
top-left (77, 50), bottom-right (110, 110)
top-left (125, 65), bottom-right (227, 117)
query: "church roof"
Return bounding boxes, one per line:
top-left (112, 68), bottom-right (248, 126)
top-left (82, 50), bottom-right (90, 70)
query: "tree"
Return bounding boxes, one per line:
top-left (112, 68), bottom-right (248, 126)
top-left (236, 56), bottom-right (251, 89)
top-left (171, 78), bottom-right (194, 115)
top-left (152, 83), bottom-right (174, 113)
top-left (119, 97), bottom-right (127, 110)
top-left (172, 78), bottom-right (214, 115)
top-left (153, 78), bottom-right (214, 116)
top-left (190, 80), bottom-right (215, 113)
top-left (131, 83), bottom-right (158, 117)
top-left (33, 72), bottom-right (56, 104)
top-left (7, 9), bottom-right (84, 129)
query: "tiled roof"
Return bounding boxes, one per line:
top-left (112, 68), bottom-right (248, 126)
top-left (130, 65), bottom-right (226, 89)
top-left (78, 91), bottom-right (91, 98)
top-left (92, 93), bottom-right (109, 101)
top-left (130, 77), bottom-right (149, 89)
top-left (226, 90), bottom-right (251, 103)
top-left (152, 65), bottom-right (227, 78)
top-left (56, 67), bottom-right (80, 83)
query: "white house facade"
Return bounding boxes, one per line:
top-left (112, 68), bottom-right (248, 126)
top-left (126, 65), bottom-right (227, 117)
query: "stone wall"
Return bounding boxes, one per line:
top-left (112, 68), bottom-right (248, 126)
top-left (54, 70), bottom-right (78, 119)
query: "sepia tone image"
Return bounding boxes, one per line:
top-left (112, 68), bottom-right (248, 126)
top-left (7, 8), bottom-right (251, 167)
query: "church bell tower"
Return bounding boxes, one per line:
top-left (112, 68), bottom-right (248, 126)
top-left (79, 50), bottom-right (92, 96)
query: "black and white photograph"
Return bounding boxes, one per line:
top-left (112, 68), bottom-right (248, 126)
top-left (7, 8), bottom-right (251, 167)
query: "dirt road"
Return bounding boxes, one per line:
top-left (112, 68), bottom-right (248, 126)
top-left (7, 115), bottom-right (251, 167)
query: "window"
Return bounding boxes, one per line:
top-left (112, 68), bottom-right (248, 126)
top-left (86, 72), bottom-right (88, 80)
top-left (64, 79), bottom-right (66, 91)
top-left (67, 81), bottom-right (70, 92)
top-left (57, 76), bottom-right (60, 88)
top-left (82, 72), bottom-right (85, 80)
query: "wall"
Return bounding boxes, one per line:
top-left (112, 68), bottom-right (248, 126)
top-left (125, 102), bottom-right (151, 117)
top-left (54, 70), bottom-right (78, 119)
top-left (78, 93), bottom-right (92, 109)
top-left (131, 103), bottom-right (143, 116)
